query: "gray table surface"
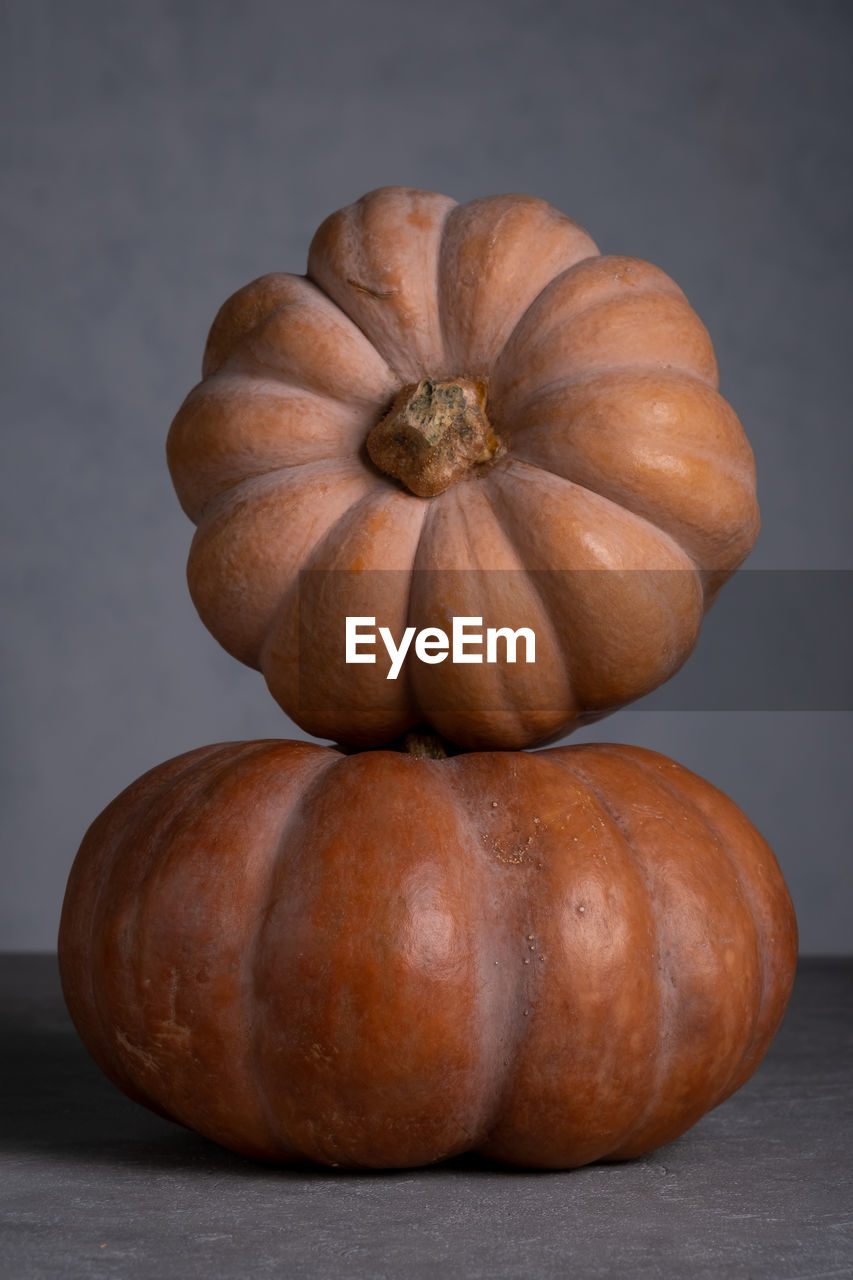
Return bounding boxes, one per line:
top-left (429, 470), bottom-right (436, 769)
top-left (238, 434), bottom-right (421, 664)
top-left (2, 955), bottom-right (851, 1279)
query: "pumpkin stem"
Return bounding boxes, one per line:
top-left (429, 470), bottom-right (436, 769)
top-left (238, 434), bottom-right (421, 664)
top-left (366, 378), bottom-right (500, 498)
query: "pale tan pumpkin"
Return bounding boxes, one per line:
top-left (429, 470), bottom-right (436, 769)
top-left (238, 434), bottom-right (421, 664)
top-left (167, 187), bottom-right (759, 749)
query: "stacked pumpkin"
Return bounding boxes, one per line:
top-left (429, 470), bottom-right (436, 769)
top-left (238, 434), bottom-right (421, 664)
top-left (59, 188), bottom-right (797, 1170)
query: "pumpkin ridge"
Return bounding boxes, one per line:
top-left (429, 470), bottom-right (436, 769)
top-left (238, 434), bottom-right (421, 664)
top-left (443, 752), bottom-right (563, 1154)
top-left (246, 744), bottom-right (346, 1162)
top-left (436, 194), bottom-right (599, 374)
top-left (491, 262), bottom-right (681, 380)
top-left (492, 289), bottom-right (719, 416)
top-left (503, 369), bottom-right (754, 475)
top-left (405, 490), bottom-right (475, 737)
top-left (474, 471), bottom-right (582, 723)
top-left (501, 366), bottom-right (745, 449)
top-left (607, 746), bottom-right (778, 1104)
top-left (167, 373), bottom-right (378, 522)
top-left (125, 740), bottom-right (332, 1158)
top-left (497, 457), bottom-right (702, 575)
top-left (188, 457), bottom-right (362, 524)
top-left (543, 749), bottom-right (673, 1158)
top-left (222, 344), bottom-right (398, 409)
top-left (189, 459), bottom-right (384, 669)
top-left (258, 484), bottom-right (428, 742)
top-left (307, 187), bottom-right (456, 384)
top-left (406, 481), bottom-right (578, 748)
top-left (77, 743), bottom-right (258, 1121)
top-left (499, 370), bottom-right (758, 575)
top-left (418, 753), bottom-right (525, 1160)
top-left (559, 744), bottom-right (793, 1155)
top-left (203, 274), bottom-right (301, 377)
top-left (194, 457), bottom-right (378, 520)
top-left (496, 364), bottom-right (717, 424)
top-left (211, 273), bottom-right (400, 406)
top-left (507, 434), bottom-right (738, 573)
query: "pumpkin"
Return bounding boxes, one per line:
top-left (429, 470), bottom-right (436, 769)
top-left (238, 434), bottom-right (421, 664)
top-left (167, 186), bottom-right (759, 750)
top-left (58, 737), bottom-right (796, 1171)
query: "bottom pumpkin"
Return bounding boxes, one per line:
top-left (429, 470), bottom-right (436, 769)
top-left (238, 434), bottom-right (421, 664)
top-left (58, 738), bottom-right (797, 1170)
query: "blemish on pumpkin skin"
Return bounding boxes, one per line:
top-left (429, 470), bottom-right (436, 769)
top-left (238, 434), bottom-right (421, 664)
top-left (346, 278), bottom-right (398, 301)
top-left (115, 1029), bottom-right (162, 1069)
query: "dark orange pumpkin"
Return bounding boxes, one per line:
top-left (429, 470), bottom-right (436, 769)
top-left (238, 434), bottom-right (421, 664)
top-left (58, 738), bottom-right (796, 1170)
top-left (167, 186), bottom-right (759, 750)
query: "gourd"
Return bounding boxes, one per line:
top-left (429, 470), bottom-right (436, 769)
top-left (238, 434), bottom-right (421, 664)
top-left (58, 738), bottom-right (796, 1170)
top-left (167, 186), bottom-right (759, 750)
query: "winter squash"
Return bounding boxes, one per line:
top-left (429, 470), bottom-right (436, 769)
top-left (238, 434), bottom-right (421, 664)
top-left (167, 187), bottom-right (759, 750)
top-left (58, 737), bottom-right (796, 1170)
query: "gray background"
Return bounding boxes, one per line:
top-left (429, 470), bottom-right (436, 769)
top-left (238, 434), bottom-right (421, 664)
top-left (2, 0), bottom-right (851, 951)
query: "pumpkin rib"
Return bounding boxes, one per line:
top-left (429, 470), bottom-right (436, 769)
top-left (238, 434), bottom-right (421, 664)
top-left (630, 750), bottom-right (775, 1114)
top-left (119, 743), bottom-right (282, 1105)
top-left (307, 186), bottom-right (457, 384)
top-left (377, 752), bottom-right (513, 1168)
top-left (188, 460), bottom-right (385, 668)
top-left (441, 753), bottom-right (575, 1161)
top-left (465, 749), bottom-right (669, 1167)
top-left (617, 747), bottom-right (788, 1105)
top-left (202, 274), bottom-right (305, 378)
top-left (179, 459), bottom-right (346, 527)
top-left (672, 796), bottom-right (768, 1110)
top-left (250, 750), bottom-right (507, 1168)
top-left (544, 750), bottom-right (673, 1160)
top-left (59, 747), bottom-right (208, 1120)
top-left (500, 368), bottom-right (756, 481)
top-left (168, 373), bottom-right (377, 522)
top-left (503, 424), bottom-right (754, 576)
top-left (492, 363), bottom-right (716, 426)
top-left (567, 746), bottom-right (775, 1151)
top-left (493, 294), bottom-right (719, 419)
top-left (246, 744), bottom-right (347, 1163)
top-left (472, 473), bottom-right (587, 720)
top-left (126, 741), bottom-right (337, 1159)
top-left (218, 344), bottom-right (395, 411)
top-left (493, 453), bottom-right (704, 580)
top-left (489, 256), bottom-right (685, 391)
top-left (479, 460), bottom-right (701, 721)
top-left (500, 367), bottom-right (752, 466)
top-left (208, 273), bottom-right (400, 409)
top-left (403, 482), bottom-right (577, 749)
top-left (437, 194), bottom-right (600, 376)
top-left (77, 743), bottom-right (250, 1122)
top-left (259, 486), bottom-right (429, 744)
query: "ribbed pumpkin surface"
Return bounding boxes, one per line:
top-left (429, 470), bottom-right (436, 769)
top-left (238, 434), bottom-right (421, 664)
top-left (59, 740), bottom-right (796, 1170)
top-left (167, 187), bottom-right (759, 750)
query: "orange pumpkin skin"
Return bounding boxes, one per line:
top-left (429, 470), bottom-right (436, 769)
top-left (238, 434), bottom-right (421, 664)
top-left (167, 187), bottom-right (759, 751)
top-left (58, 740), bottom-right (796, 1171)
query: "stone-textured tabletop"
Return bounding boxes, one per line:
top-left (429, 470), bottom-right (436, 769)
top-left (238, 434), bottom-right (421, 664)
top-left (2, 955), bottom-right (851, 1279)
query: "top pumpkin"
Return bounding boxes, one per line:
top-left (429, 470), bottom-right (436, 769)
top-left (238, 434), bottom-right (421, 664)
top-left (167, 187), bottom-right (758, 750)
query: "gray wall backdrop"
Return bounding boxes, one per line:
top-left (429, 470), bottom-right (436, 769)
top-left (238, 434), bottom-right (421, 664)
top-left (2, 0), bottom-right (851, 951)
